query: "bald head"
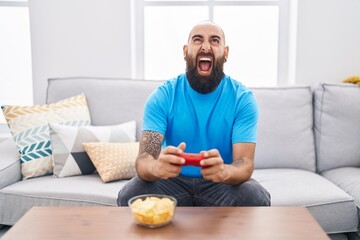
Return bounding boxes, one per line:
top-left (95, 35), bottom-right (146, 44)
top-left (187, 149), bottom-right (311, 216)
top-left (187, 21), bottom-right (226, 44)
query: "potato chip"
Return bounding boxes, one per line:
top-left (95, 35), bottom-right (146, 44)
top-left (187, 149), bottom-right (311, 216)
top-left (148, 197), bottom-right (161, 201)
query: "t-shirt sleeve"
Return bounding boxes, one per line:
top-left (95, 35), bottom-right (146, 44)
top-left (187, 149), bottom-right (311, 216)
top-left (142, 86), bottom-right (169, 135)
top-left (232, 91), bottom-right (258, 144)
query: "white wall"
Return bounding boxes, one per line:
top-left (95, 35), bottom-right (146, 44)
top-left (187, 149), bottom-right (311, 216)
top-left (28, 0), bottom-right (360, 105)
top-left (29, 0), bottom-right (132, 104)
top-left (295, 0), bottom-right (360, 86)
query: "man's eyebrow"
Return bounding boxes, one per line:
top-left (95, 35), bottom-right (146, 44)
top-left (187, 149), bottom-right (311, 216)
top-left (211, 35), bottom-right (221, 40)
top-left (191, 34), bottom-right (203, 40)
top-left (189, 34), bottom-right (223, 42)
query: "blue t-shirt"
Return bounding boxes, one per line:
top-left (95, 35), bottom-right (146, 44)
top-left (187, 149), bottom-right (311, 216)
top-left (142, 74), bottom-right (258, 178)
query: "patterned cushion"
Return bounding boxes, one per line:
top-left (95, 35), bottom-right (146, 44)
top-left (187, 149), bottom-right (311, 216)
top-left (83, 142), bottom-right (138, 183)
top-left (49, 121), bottom-right (136, 178)
top-left (1, 94), bottom-right (91, 179)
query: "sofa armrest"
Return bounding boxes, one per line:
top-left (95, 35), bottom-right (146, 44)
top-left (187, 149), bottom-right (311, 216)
top-left (0, 137), bottom-right (21, 189)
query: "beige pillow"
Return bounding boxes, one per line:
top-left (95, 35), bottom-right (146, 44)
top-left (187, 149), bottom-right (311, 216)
top-left (83, 142), bottom-right (138, 183)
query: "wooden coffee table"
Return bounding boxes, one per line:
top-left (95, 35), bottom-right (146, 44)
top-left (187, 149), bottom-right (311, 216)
top-left (2, 206), bottom-right (329, 240)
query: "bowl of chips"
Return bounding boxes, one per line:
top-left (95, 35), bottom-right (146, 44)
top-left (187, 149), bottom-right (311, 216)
top-left (128, 194), bottom-right (177, 228)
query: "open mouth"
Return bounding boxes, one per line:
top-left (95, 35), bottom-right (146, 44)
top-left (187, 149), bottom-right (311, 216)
top-left (197, 57), bottom-right (213, 76)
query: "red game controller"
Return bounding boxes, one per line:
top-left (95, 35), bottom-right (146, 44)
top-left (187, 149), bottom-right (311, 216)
top-left (179, 153), bottom-right (205, 167)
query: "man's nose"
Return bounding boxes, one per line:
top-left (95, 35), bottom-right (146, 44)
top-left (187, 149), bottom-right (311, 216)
top-left (201, 42), bottom-right (212, 53)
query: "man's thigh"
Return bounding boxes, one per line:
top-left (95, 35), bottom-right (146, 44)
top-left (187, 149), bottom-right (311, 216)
top-left (196, 178), bottom-right (271, 206)
top-left (117, 176), bottom-right (195, 206)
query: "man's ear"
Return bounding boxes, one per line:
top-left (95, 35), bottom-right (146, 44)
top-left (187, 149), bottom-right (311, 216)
top-left (224, 46), bottom-right (229, 61)
top-left (183, 45), bottom-right (188, 60)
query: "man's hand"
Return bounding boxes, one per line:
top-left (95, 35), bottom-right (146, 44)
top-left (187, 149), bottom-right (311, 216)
top-left (199, 149), bottom-right (229, 183)
top-left (152, 142), bottom-right (186, 179)
top-left (199, 143), bottom-right (255, 185)
top-left (136, 131), bottom-right (186, 181)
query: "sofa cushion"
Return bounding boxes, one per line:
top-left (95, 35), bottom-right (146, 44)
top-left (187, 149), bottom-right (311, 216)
top-left (46, 77), bottom-right (163, 140)
top-left (253, 169), bottom-right (358, 234)
top-left (50, 121), bottom-right (136, 178)
top-left (0, 174), bottom-right (127, 225)
top-left (83, 142), bottom-right (138, 182)
top-left (251, 87), bottom-right (316, 171)
top-left (0, 138), bottom-right (21, 189)
top-left (322, 167), bottom-right (360, 209)
top-left (314, 83), bottom-right (360, 172)
top-left (1, 95), bottom-right (91, 179)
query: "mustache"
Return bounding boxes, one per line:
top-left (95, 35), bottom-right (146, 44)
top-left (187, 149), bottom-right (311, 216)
top-left (197, 52), bottom-right (214, 59)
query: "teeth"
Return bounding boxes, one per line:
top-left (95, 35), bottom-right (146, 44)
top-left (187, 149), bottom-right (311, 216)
top-left (199, 57), bottom-right (212, 62)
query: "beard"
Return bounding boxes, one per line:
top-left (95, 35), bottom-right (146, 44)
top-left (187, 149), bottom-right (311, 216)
top-left (185, 53), bottom-right (225, 94)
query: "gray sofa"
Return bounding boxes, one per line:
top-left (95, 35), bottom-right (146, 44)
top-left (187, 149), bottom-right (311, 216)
top-left (1, 77), bottom-right (360, 239)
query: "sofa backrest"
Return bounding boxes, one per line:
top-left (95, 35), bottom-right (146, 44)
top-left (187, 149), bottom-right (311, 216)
top-left (47, 77), bottom-right (318, 172)
top-left (46, 77), bottom-right (163, 140)
top-left (252, 87), bottom-right (316, 172)
top-left (313, 83), bottom-right (360, 172)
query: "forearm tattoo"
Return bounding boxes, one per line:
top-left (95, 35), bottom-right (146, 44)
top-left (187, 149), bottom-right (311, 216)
top-left (138, 130), bottom-right (163, 160)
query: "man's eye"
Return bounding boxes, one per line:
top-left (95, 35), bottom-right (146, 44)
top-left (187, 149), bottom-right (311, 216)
top-left (193, 38), bottom-right (202, 43)
top-left (212, 39), bottom-right (220, 44)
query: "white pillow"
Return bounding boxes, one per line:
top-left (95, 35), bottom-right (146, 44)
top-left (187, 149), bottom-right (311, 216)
top-left (49, 121), bottom-right (136, 177)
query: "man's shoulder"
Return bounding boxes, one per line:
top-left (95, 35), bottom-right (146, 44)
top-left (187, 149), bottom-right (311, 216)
top-left (162, 74), bottom-right (186, 87)
top-left (223, 75), bottom-right (252, 94)
top-left (156, 74), bottom-right (186, 94)
top-left (150, 74), bottom-right (185, 101)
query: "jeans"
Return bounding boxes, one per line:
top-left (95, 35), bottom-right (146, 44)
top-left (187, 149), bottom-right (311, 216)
top-left (117, 175), bottom-right (271, 207)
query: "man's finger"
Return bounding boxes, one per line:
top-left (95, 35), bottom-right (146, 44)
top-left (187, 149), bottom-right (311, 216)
top-left (163, 145), bottom-right (183, 155)
top-left (206, 149), bottom-right (220, 157)
top-left (177, 142), bottom-right (186, 152)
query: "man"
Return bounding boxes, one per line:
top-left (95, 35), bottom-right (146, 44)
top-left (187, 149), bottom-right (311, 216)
top-left (117, 21), bottom-right (270, 206)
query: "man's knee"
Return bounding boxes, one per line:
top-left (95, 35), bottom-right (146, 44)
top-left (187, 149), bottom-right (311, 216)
top-left (235, 179), bottom-right (271, 206)
top-left (117, 177), bottom-right (155, 206)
